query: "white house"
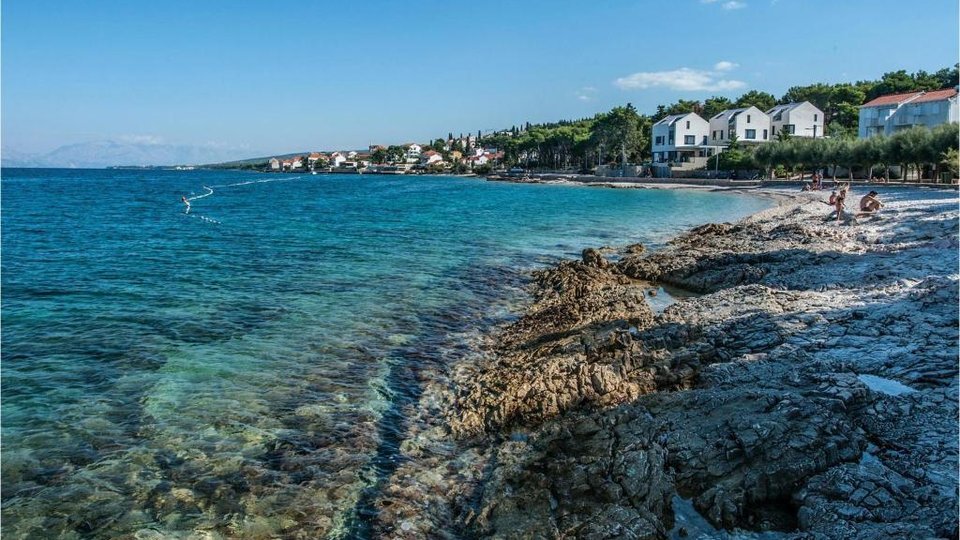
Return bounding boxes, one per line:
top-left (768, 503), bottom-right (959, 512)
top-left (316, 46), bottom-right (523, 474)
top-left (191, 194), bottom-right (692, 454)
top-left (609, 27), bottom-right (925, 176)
top-left (467, 154), bottom-right (489, 167)
top-left (651, 112), bottom-right (710, 164)
top-left (767, 101), bottom-right (825, 139)
top-left (269, 157), bottom-right (280, 170)
top-left (329, 152), bottom-right (347, 167)
top-left (290, 156), bottom-right (304, 169)
top-left (709, 106), bottom-right (771, 146)
top-left (420, 150), bottom-right (444, 165)
top-left (405, 143), bottom-right (422, 162)
top-left (858, 88), bottom-right (959, 138)
top-left (347, 150), bottom-right (358, 159)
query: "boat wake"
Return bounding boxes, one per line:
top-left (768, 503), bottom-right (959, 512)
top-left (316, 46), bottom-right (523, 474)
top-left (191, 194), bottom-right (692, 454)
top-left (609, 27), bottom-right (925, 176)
top-left (182, 176), bottom-right (303, 224)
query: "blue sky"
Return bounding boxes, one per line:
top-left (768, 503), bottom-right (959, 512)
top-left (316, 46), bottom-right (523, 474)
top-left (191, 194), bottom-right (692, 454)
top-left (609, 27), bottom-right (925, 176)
top-left (3, 0), bottom-right (958, 159)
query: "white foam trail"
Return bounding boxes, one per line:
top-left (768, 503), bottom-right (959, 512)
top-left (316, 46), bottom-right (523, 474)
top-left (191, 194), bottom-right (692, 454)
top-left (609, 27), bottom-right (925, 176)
top-left (210, 176), bottom-right (303, 189)
top-left (183, 175), bottom-right (303, 225)
top-left (185, 213), bottom-right (221, 225)
top-left (187, 186), bottom-right (214, 201)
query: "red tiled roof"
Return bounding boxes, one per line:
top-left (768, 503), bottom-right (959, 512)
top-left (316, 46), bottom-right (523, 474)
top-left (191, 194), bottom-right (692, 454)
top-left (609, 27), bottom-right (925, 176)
top-left (912, 88), bottom-right (958, 103)
top-left (861, 88), bottom-right (958, 108)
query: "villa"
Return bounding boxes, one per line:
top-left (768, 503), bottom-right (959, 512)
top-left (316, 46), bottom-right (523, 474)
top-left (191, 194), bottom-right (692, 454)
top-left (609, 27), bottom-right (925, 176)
top-left (767, 101), bottom-right (825, 139)
top-left (420, 150), bottom-right (444, 165)
top-left (651, 112), bottom-right (710, 165)
top-left (405, 143), bottom-right (422, 163)
top-left (466, 154), bottom-right (489, 167)
top-left (858, 88), bottom-right (959, 138)
top-left (329, 152), bottom-right (347, 168)
top-left (709, 106), bottom-right (770, 146)
top-left (269, 157), bottom-right (280, 170)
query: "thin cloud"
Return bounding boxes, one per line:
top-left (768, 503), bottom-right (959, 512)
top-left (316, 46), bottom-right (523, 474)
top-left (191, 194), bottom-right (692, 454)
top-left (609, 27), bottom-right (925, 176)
top-left (714, 61), bottom-right (739, 72)
top-left (723, 1), bottom-right (747, 9)
top-left (575, 86), bottom-right (597, 101)
top-left (614, 66), bottom-right (746, 92)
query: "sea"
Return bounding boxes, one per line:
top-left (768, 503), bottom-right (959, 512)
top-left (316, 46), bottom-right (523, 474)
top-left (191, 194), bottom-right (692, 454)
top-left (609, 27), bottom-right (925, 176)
top-left (1, 169), bottom-right (771, 538)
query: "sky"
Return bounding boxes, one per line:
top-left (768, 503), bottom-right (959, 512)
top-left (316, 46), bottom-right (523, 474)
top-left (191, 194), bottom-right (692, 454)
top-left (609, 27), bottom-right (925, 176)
top-left (2, 0), bottom-right (958, 161)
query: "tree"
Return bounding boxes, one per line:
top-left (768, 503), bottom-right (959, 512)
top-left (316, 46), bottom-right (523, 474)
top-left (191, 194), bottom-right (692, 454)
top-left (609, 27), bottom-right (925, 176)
top-left (780, 83), bottom-right (833, 111)
top-left (941, 148), bottom-right (959, 179)
top-left (385, 145), bottom-right (406, 163)
top-left (654, 99), bottom-right (701, 121)
top-left (734, 90), bottom-right (776, 112)
top-left (826, 122), bottom-right (856, 140)
top-left (830, 84), bottom-right (867, 130)
top-left (867, 70), bottom-right (919, 101)
top-left (592, 104), bottom-right (642, 174)
top-left (702, 96), bottom-right (734, 119)
top-left (851, 136), bottom-right (880, 180)
top-left (935, 64), bottom-right (959, 89)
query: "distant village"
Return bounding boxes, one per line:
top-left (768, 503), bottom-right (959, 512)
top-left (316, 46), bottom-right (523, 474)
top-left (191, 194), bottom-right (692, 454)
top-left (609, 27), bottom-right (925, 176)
top-left (265, 133), bottom-right (503, 175)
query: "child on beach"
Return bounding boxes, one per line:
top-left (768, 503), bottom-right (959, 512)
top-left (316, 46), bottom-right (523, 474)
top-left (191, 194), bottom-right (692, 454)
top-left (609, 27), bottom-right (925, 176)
top-left (834, 184), bottom-right (850, 222)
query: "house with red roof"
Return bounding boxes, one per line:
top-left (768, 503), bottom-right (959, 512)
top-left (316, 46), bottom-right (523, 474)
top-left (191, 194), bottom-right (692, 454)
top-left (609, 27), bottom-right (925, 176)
top-left (858, 88), bottom-right (958, 138)
top-left (419, 150), bottom-right (444, 165)
top-left (307, 152), bottom-right (327, 167)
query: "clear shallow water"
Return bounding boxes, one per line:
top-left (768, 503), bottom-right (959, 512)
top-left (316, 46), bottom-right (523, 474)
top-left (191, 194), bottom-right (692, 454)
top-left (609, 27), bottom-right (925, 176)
top-left (1, 169), bottom-right (771, 538)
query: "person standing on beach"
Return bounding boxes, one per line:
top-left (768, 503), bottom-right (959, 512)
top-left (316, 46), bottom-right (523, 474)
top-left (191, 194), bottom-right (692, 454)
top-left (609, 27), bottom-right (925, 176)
top-left (181, 195), bottom-right (191, 213)
top-left (835, 185), bottom-right (849, 222)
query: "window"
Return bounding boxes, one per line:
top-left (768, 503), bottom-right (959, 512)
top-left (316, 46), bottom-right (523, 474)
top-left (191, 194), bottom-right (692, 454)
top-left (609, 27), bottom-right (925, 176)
top-left (712, 130), bottom-right (717, 139)
top-left (814, 114), bottom-right (818, 121)
top-left (655, 136), bottom-right (663, 145)
top-left (785, 124), bottom-right (796, 134)
top-left (747, 114), bottom-right (751, 123)
top-left (684, 135), bottom-right (696, 145)
top-left (762, 129), bottom-right (768, 140)
top-left (686, 120), bottom-right (691, 129)
top-left (771, 126), bottom-right (776, 135)
top-left (745, 129), bottom-right (756, 139)
top-left (721, 130), bottom-right (725, 140)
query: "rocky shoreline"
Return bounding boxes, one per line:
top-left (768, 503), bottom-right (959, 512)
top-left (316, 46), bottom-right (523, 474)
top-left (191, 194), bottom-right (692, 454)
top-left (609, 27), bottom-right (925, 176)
top-left (366, 187), bottom-right (958, 539)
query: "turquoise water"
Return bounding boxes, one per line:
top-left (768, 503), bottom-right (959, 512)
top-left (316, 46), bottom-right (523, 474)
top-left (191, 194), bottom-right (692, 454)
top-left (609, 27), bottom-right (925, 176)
top-left (1, 169), bottom-right (771, 538)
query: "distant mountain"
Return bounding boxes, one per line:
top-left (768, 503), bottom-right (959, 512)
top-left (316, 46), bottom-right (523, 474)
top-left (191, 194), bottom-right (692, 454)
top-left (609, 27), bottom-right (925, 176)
top-left (1, 141), bottom-right (258, 169)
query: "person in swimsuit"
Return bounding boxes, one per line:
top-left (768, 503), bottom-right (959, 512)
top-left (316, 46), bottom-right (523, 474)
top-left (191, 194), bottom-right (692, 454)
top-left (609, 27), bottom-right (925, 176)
top-left (858, 191), bottom-right (884, 215)
top-left (181, 195), bottom-right (191, 213)
top-left (834, 185), bottom-right (849, 222)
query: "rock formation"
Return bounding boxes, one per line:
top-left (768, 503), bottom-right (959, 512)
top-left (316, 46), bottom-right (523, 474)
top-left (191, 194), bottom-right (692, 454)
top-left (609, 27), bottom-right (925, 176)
top-left (444, 191), bottom-right (959, 539)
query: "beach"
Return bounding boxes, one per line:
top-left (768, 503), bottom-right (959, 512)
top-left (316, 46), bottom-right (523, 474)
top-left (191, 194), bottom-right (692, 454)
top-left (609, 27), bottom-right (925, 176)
top-left (363, 184), bottom-right (959, 539)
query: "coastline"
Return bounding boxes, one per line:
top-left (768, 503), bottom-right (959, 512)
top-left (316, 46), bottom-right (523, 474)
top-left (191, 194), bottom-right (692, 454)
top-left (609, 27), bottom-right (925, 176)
top-left (363, 185), bottom-right (959, 538)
